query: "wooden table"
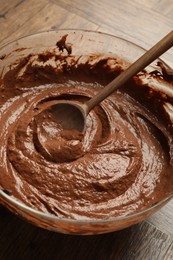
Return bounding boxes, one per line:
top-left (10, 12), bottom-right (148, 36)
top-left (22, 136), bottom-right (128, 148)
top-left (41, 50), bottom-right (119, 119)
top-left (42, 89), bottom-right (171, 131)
top-left (0, 1), bottom-right (173, 259)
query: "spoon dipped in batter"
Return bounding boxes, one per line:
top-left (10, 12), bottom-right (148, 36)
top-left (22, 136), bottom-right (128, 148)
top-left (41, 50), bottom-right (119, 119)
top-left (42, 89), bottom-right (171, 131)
top-left (52, 31), bottom-right (173, 132)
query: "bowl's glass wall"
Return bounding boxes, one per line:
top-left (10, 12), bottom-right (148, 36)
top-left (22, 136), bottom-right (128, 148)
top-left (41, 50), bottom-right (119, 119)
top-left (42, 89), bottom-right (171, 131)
top-left (0, 30), bottom-right (173, 235)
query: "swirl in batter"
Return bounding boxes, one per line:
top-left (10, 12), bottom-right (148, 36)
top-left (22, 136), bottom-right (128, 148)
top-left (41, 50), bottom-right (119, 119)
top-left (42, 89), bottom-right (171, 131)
top-left (0, 53), bottom-right (173, 220)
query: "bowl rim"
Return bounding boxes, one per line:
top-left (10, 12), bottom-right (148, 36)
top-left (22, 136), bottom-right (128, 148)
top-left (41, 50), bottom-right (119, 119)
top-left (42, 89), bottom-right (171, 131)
top-left (0, 28), bottom-right (173, 224)
top-left (1, 188), bottom-right (173, 224)
top-left (0, 28), bottom-right (148, 52)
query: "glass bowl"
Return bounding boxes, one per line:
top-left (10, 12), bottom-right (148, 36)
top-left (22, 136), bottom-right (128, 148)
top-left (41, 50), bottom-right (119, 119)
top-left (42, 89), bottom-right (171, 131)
top-left (0, 30), bottom-right (173, 235)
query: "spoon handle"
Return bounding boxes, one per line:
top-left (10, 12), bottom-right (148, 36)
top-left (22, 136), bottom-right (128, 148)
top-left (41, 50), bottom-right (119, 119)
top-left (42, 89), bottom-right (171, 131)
top-left (86, 30), bottom-right (173, 113)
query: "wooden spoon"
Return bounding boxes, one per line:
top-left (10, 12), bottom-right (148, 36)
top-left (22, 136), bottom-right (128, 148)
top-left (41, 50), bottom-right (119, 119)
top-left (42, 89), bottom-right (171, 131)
top-left (52, 30), bottom-right (173, 132)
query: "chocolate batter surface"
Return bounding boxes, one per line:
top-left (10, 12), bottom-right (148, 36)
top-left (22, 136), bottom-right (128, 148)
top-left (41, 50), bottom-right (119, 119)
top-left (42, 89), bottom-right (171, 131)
top-left (0, 50), bottom-right (173, 220)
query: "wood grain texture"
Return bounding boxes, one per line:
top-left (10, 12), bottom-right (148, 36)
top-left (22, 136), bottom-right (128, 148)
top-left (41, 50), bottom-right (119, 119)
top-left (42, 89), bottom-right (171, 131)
top-left (0, 0), bottom-right (23, 16)
top-left (52, 0), bottom-right (173, 65)
top-left (0, 0), bottom-right (45, 43)
top-left (0, 0), bottom-right (173, 259)
top-left (0, 0), bottom-right (99, 46)
top-left (148, 200), bottom-right (173, 236)
top-left (0, 205), bottom-right (173, 260)
top-left (134, 0), bottom-right (173, 18)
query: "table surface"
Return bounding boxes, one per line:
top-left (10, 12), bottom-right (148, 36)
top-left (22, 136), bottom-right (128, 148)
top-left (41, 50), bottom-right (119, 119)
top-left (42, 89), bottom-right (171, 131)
top-left (0, 0), bottom-right (173, 259)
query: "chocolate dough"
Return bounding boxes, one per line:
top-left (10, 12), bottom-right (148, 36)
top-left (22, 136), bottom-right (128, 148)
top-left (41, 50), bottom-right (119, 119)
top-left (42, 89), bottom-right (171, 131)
top-left (0, 51), bottom-right (173, 220)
